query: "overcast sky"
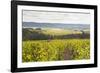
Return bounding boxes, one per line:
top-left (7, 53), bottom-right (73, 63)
top-left (23, 10), bottom-right (91, 24)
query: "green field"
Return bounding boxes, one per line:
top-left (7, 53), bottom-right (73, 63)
top-left (40, 28), bottom-right (82, 35)
top-left (22, 28), bottom-right (90, 62)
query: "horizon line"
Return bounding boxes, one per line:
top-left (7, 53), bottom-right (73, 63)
top-left (22, 21), bottom-right (90, 25)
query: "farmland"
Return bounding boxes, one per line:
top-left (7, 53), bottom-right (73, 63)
top-left (22, 28), bottom-right (90, 62)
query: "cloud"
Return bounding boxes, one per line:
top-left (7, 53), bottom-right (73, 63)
top-left (23, 10), bottom-right (91, 24)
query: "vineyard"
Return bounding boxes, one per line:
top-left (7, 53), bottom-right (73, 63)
top-left (22, 39), bottom-right (90, 62)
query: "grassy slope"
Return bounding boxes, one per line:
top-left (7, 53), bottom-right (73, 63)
top-left (30, 28), bottom-right (82, 36)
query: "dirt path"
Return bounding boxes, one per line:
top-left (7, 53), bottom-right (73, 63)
top-left (63, 49), bottom-right (73, 60)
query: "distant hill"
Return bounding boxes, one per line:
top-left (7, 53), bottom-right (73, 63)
top-left (22, 22), bottom-right (90, 30)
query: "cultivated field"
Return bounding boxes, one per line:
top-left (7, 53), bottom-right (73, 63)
top-left (22, 28), bottom-right (90, 62)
